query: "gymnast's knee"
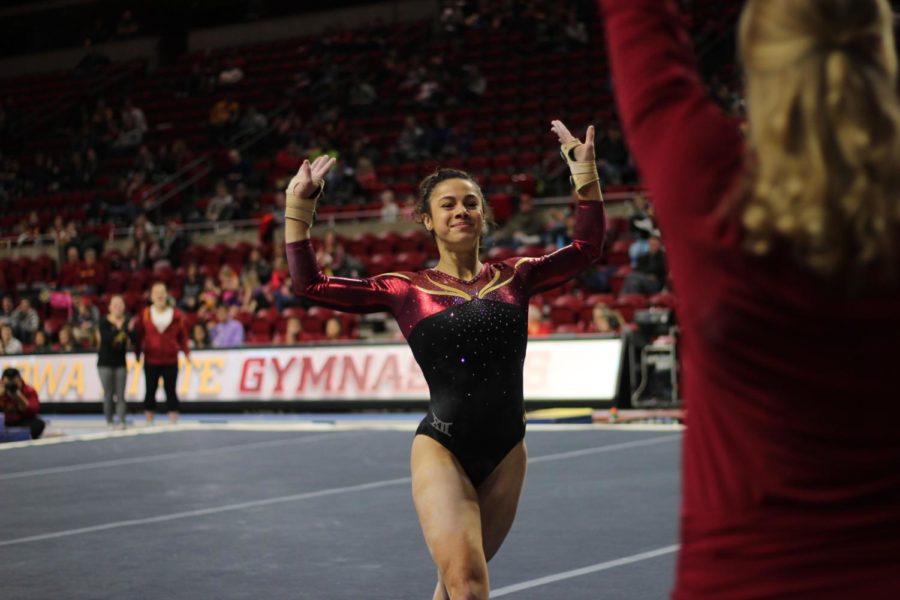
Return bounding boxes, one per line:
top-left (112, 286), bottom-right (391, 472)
top-left (442, 564), bottom-right (488, 600)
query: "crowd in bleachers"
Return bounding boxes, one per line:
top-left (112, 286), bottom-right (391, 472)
top-left (0, 0), bottom-right (746, 356)
top-left (0, 189), bottom-right (676, 356)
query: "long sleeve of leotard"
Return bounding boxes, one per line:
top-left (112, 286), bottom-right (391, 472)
top-left (516, 200), bottom-right (606, 295)
top-left (599, 0), bottom-right (743, 226)
top-left (285, 239), bottom-right (410, 314)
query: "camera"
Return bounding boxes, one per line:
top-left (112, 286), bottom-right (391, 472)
top-left (4, 382), bottom-right (18, 395)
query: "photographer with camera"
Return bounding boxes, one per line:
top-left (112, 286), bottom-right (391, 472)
top-left (0, 367), bottom-right (45, 439)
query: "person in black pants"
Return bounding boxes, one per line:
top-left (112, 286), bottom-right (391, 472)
top-left (130, 282), bottom-right (190, 424)
top-left (96, 295), bottom-right (129, 429)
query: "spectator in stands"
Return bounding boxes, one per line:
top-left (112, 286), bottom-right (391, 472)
top-left (218, 265), bottom-right (241, 306)
top-left (96, 295), bottom-right (129, 429)
top-left (380, 189), bottom-right (400, 223)
top-left (355, 157), bottom-right (379, 194)
top-left (70, 293), bottom-right (100, 348)
top-left (206, 180), bottom-right (237, 222)
top-left (52, 219), bottom-right (80, 264)
top-left (16, 210), bottom-right (42, 245)
top-left (122, 99), bottom-right (147, 138)
top-left (275, 317), bottom-right (306, 345)
top-left (526, 304), bottom-right (552, 337)
top-left (31, 330), bottom-right (52, 354)
top-left (112, 110), bottom-right (144, 151)
top-left (198, 276), bottom-right (222, 320)
top-left (270, 252), bottom-right (289, 286)
top-left (77, 248), bottom-right (107, 294)
top-left (259, 191), bottom-right (286, 245)
top-left (596, 126), bottom-right (633, 184)
top-left (131, 281), bottom-right (189, 424)
top-left (622, 234), bottom-right (668, 295)
top-left (189, 323), bottom-right (210, 349)
top-left (129, 225), bottom-right (158, 270)
top-left (324, 317), bottom-right (344, 341)
top-left (218, 51), bottom-right (246, 86)
top-left (315, 230), bottom-right (349, 277)
top-left (589, 303), bottom-right (625, 334)
top-left (0, 296), bottom-right (15, 327)
top-left (67, 149), bottom-right (97, 189)
top-left (179, 263), bottom-right (204, 311)
top-left (240, 270), bottom-right (261, 313)
top-left (232, 183), bottom-right (254, 219)
top-left (242, 248), bottom-right (272, 287)
top-left (209, 95), bottom-right (240, 144)
top-left (0, 367), bottom-right (45, 439)
top-left (273, 276), bottom-right (302, 312)
top-left (1, 324), bottom-right (23, 354)
top-left (157, 220), bottom-right (188, 268)
top-left (55, 325), bottom-right (77, 352)
top-left (208, 304), bottom-right (244, 348)
top-left (628, 194), bottom-right (656, 265)
top-left (395, 116), bottom-right (427, 161)
top-left (57, 246), bottom-right (83, 290)
top-left (461, 64), bottom-right (487, 100)
top-left (131, 213), bottom-right (156, 238)
top-left (491, 193), bottom-right (545, 247)
top-left (222, 148), bottom-right (253, 188)
top-left (10, 298), bottom-right (40, 343)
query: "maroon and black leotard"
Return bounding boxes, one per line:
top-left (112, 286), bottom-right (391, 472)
top-left (286, 200), bottom-right (606, 486)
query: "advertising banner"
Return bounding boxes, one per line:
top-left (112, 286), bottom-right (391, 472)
top-left (0, 337), bottom-right (621, 403)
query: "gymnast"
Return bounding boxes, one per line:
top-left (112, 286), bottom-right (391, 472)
top-left (284, 119), bottom-right (606, 599)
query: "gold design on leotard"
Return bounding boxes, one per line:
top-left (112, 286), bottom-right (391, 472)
top-left (477, 267), bottom-right (516, 299)
top-left (478, 260), bottom-right (532, 298)
top-left (372, 272), bottom-right (411, 281)
top-left (514, 257), bottom-right (535, 269)
top-left (414, 274), bottom-right (473, 301)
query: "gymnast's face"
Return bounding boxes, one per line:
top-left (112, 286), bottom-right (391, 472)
top-left (424, 178), bottom-right (484, 251)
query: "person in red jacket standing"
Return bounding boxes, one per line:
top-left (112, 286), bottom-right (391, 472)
top-left (599, 0), bottom-right (900, 597)
top-left (132, 281), bottom-right (190, 424)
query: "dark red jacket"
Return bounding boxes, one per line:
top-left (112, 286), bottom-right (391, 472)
top-left (132, 306), bottom-right (190, 365)
top-left (601, 1), bottom-right (900, 597)
top-left (1, 382), bottom-right (40, 425)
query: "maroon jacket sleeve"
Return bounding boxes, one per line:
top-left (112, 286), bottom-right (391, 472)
top-left (286, 240), bottom-right (410, 315)
top-left (21, 384), bottom-right (40, 418)
top-left (515, 200), bottom-right (606, 295)
top-left (175, 309), bottom-right (190, 356)
top-left (599, 0), bottom-right (744, 223)
top-left (130, 310), bottom-right (145, 359)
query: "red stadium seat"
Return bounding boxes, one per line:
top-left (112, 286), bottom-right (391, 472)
top-left (549, 295), bottom-right (582, 325)
top-left (281, 307), bottom-right (306, 320)
top-left (249, 318), bottom-right (273, 337)
top-left (255, 308), bottom-right (279, 323)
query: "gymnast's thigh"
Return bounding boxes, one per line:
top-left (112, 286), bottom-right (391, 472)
top-left (477, 439), bottom-right (528, 562)
top-left (410, 435), bottom-right (488, 580)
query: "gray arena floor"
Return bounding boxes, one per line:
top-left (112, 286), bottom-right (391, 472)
top-left (0, 421), bottom-right (682, 599)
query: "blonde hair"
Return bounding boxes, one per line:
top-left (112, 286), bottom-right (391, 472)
top-left (738, 0), bottom-right (900, 286)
